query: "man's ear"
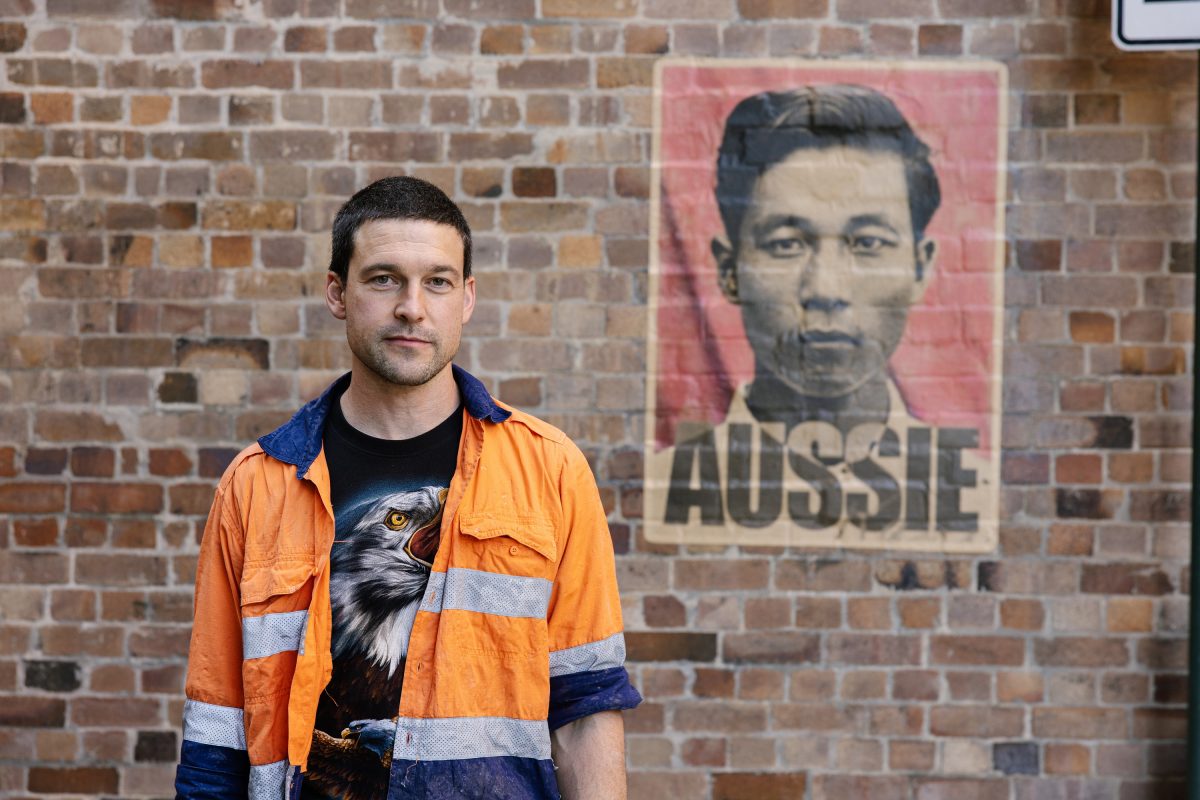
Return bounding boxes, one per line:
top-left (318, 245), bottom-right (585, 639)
top-left (325, 271), bottom-right (347, 320)
top-left (911, 237), bottom-right (937, 304)
top-left (461, 275), bottom-right (476, 326)
top-left (712, 236), bottom-right (739, 303)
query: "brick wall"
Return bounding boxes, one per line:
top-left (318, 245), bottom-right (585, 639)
top-left (0, 0), bottom-right (1195, 797)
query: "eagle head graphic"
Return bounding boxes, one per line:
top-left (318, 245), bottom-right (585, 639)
top-left (328, 485), bottom-right (448, 676)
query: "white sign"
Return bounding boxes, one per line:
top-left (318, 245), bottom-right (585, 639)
top-left (1113, 0), bottom-right (1200, 50)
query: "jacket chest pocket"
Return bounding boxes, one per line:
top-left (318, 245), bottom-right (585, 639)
top-left (239, 558), bottom-right (315, 679)
top-left (428, 514), bottom-right (557, 664)
top-left (455, 512), bottom-right (558, 582)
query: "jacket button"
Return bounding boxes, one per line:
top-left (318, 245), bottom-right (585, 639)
top-left (508, 545), bottom-right (519, 556)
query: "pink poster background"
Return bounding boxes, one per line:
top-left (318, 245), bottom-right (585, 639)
top-left (652, 61), bottom-right (1004, 451)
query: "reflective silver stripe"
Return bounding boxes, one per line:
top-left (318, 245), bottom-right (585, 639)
top-left (440, 567), bottom-right (552, 619)
top-left (392, 716), bottom-right (551, 762)
top-left (549, 632), bottom-right (627, 677)
top-left (182, 699), bottom-right (245, 751)
top-left (420, 570), bottom-right (447, 614)
top-left (242, 610), bottom-right (308, 660)
top-left (248, 759), bottom-right (290, 800)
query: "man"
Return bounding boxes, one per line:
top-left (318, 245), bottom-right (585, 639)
top-left (176, 176), bottom-right (641, 800)
top-left (646, 85), bottom-right (995, 550)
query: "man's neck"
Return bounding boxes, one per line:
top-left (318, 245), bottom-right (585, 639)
top-left (338, 362), bottom-right (460, 440)
top-left (744, 368), bottom-right (892, 436)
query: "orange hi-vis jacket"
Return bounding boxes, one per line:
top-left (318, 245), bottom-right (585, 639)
top-left (175, 367), bottom-right (641, 799)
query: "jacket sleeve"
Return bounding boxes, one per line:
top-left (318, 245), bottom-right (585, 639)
top-left (175, 480), bottom-right (251, 799)
top-left (545, 443), bottom-right (642, 731)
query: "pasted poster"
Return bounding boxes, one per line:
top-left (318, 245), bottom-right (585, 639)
top-left (644, 59), bottom-right (1007, 553)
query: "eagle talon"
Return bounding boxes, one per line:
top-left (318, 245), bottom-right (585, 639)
top-left (342, 718), bottom-right (397, 764)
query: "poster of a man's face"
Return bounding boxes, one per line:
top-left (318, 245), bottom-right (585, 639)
top-left (644, 61), bottom-right (1007, 553)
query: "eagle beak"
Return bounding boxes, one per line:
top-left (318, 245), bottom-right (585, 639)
top-left (404, 507), bottom-right (444, 569)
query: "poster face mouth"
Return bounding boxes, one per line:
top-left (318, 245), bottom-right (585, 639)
top-left (643, 59), bottom-right (1008, 553)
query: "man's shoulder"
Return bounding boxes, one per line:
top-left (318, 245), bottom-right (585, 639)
top-left (494, 402), bottom-right (568, 447)
top-left (214, 441), bottom-right (289, 494)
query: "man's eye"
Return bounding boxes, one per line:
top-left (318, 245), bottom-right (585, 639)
top-left (370, 275), bottom-right (395, 285)
top-left (428, 277), bottom-right (451, 288)
top-left (762, 238), bottom-right (807, 258)
top-left (850, 235), bottom-right (895, 254)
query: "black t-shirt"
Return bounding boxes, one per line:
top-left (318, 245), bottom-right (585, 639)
top-left (302, 392), bottom-right (462, 800)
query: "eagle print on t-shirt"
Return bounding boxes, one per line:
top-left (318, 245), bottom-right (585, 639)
top-left (302, 482), bottom-right (447, 800)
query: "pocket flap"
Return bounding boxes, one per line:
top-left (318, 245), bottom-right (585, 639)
top-left (459, 514), bottom-right (558, 562)
top-left (240, 559), bottom-right (314, 606)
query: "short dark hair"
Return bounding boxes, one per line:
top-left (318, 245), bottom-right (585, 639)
top-left (329, 175), bottom-right (472, 281)
top-left (715, 84), bottom-right (941, 245)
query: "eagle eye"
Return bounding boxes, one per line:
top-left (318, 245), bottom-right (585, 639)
top-left (384, 510), bottom-right (409, 531)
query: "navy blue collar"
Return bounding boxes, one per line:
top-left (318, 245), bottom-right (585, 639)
top-left (258, 364), bottom-right (511, 478)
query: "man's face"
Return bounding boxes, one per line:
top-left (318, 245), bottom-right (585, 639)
top-left (714, 145), bottom-right (935, 399)
top-left (325, 218), bottom-right (475, 387)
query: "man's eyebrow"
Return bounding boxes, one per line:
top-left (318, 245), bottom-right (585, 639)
top-left (750, 214), bottom-right (817, 238)
top-left (361, 263), bottom-right (460, 275)
top-left (845, 214), bottom-right (902, 236)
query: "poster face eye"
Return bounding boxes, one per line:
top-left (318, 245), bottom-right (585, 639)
top-left (644, 59), bottom-right (1006, 555)
top-left (385, 510), bottom-right (410, 531)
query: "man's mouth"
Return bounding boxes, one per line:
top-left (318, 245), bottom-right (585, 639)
top-left (383, 332), bottom-right (432, 345)
top-left (796, 330), bottom-right (859, 346)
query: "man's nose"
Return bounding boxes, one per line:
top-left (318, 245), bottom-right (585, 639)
top-left (393, 284), bottom-right (426, 321)
top-left (799, 239), bottom-right (851, 309)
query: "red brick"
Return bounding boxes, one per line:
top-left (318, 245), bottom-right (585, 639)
top-left (625, 632), bottom-right (715, 662)
top-left (497, 59), bottom-right (588, 89)
top-left (284, 25), bottom-right (326, 52)
top-left (348, 132), bottom-right (441, 162)
top-left (544, 0), bottom-right (636, 15)
top-left (713, 772), bottom-right (807, 800)
top-left (777, 560), bottom-right (871, 592)
top-left (681, 737), bottom-right (725, 767)
top-left (29, 765), bottom-right (118, 793)
top-left (894, 670), bottom-right (939, 701)
top-left (724, 633), bottom-right (820, 664)
top-left (13, 518), bottom-right (58, 547)
top-left (930, 706), bottom-right (1023, 737)
top-left (0, 483), bottom-right (66, 514)
top-left (71, 483), bottom-right (163, 514)
top-left (129, 626), bottom-right (190, 657)
top-left (1069, 311), bottom-right (1114, 343)
top-left (914, 779), bottom-right (1008, 800)
top-left (0, 697), bottom-right (66, 728)
top-left (71, 698), bottom-right (160, 727)
top-left (931, 636), bottom-right (1024, 666)
top-left (1000, 599), bottom-right (1044, 631)
top-left (676, 560), bottom-right (768, 590)
top-left (828, 635), bottom-right (920, 666)
top-left (301, 60), bottom-right (391, 89)
top-left (448, 132), bottom-right (534, 161)
top-left (202, 200), bottom-right (295, 231)
top-left (694, 668), bottom-right (735, 698)
top-left (69, 447), bottom-right (114, 478)
top-left (1045, 743), bottom-right (1089, 774)
top-left (794, 597), bottom-right (841, 629)
top-left (201, 59), bottom-right (293, 89)
top-left (675, 701), bottom-right (767, 733)
top-left (1081, 563), bottom-right (1173, 595)
top-left (918, 23), bottom-right (961, 54)
top-left (898, 599), bottom-right (940, 629)
top-left (76, 554), bottom-right (166, 586)
top-left (1034, 637), bottom-right (1130, 667)
top-left (1033, 707), bottom-right (1127, 738)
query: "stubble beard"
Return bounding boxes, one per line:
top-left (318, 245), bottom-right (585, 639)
top-left (352, 330), bottom-right (454, 388)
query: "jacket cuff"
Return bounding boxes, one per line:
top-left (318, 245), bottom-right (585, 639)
top-left (175, 740), bottom-right (249, 799)
top-left (548, 666), bottom-right (642, 731)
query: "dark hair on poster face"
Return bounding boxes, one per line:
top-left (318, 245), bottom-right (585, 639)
top-left (715, 84), bottom-right (942, 245)
top-left (329, 175), bottom-right (473, 281)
